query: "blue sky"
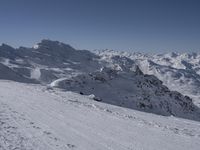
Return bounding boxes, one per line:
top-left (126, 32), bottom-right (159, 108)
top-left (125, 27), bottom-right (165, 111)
top-left (0, 0), bottom-right (200, 52)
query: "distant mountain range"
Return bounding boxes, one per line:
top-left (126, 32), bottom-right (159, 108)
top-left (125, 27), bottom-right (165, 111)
top-left (0, 39), bottom-right (200, 121)
top-left (97, 50), bottom-right (200, 107)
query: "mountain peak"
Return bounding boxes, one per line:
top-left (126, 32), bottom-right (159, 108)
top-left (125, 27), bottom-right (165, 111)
top-left (0, 43), bottom-right (15, 50)
top-left (34, 39), bottom-right (75, 51)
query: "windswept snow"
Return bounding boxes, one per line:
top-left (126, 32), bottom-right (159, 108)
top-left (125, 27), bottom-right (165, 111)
top-left (0, 80), bottom-right (200, 150)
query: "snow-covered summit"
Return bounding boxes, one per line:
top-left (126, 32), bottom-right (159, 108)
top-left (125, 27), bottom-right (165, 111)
top-left (35, 39), bottom-right (75, 52)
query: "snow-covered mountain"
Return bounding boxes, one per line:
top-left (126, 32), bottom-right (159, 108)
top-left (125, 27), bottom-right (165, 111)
top-left (0, 40), bottom-right (200, 121)
top-left (0, 40), bottom-right (102, 83)
top-left (1, 40), bottom-right (200, 150)
top-left (143, 52), bottom-right (200, 106)
top-left (98, 50), bottom-right (200, 107)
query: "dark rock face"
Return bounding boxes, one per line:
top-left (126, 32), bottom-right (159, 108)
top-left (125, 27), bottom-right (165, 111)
top-left (0, 63), bottom-right (37, 83)
top-left (56, 68), bottom-right (200, 121)
top-left (0, 40), bottom-right (102, 83)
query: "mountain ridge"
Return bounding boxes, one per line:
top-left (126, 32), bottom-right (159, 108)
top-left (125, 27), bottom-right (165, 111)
top-left (0, 39), bottom-right (200, 121)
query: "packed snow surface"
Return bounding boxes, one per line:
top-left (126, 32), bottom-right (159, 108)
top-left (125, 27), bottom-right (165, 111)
top-left (0, 80), bottom-right (200, 150)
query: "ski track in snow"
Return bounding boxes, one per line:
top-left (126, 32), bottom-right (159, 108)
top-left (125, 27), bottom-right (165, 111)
top-left (0, 80), bottom-right (200, 150)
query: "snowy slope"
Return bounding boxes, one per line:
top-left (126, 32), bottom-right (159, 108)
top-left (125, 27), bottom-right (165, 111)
top-left (0, 80), bottom-right (200, 150)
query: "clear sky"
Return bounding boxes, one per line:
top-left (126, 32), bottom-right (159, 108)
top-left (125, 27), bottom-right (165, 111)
top-left (0, 0), bottom-right (199, 52)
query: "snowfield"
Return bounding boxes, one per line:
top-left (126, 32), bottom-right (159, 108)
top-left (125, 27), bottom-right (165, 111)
top-left (0, 80), bottom-right (200, 150)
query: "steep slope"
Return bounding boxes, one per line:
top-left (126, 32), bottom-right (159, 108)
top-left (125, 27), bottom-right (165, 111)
top-left (0, 61), bottom-right (37, 83)
top-left (0, 80), bottom-right (200, 150)
top-left (0, 40), bottom-right (102, 83)
top-left (146, 52), bottom-right (200, 105)
top-left (53, 67), bottom-right (200, 121)
top-left (138, 59), bottom-right (200, 105)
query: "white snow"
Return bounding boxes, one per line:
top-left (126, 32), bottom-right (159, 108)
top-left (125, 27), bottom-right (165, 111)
top-left (0, 80), bottom-right (200, 150)
top-left (30, 67), bottom-right (41, 79)
top-left (50, 77), bottom-right (69, 87)
top-left (0, 58), bottom-right (20, 68)
top-left (33, 44), bottom-right (39, 49)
